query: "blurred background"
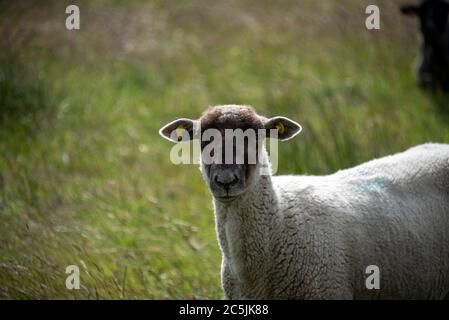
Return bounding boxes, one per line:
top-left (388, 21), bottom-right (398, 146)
top-left (1, 0), bottom-right (449, 299)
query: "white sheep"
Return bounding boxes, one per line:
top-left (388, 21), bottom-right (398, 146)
top-left (160, 105), bottom-right (449, 299)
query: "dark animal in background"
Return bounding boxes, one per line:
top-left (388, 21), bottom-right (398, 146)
top-left (401, 0), bottom-right (449, 93)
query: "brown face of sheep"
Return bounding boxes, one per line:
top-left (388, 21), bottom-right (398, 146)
top-left (159, 106), bottom-right (301, 202)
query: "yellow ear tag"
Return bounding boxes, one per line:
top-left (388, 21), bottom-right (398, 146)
top-left (275, 122), bottom-right (285, 135)
top-left (175, 124), bottom-right (186, 141)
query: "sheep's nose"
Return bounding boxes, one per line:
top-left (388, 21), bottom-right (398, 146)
top-left (214, 173), bottom-right (239, 190)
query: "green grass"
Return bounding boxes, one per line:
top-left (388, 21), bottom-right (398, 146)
top-left (1, 0), bottom-right (449, 299)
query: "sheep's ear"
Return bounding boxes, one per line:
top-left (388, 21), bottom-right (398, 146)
top-left (264, 116), bottom-right (302, 141)
top-left (400, 5), bottom-right (419, 15)
top-left (159, 118), bottom-right (197, 142)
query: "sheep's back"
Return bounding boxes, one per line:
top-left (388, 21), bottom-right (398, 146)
top-left (270, 143), bottom-right (449, 299)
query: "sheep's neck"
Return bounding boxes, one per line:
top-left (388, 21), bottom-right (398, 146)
top-left (214, 174), bottom-right (277, 297)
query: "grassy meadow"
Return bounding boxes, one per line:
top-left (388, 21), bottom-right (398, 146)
top-left (1, 0), bottom-right (449, 299)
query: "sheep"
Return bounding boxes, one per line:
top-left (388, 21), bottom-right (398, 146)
top-left (159, 105), bottom-right (449, 299)
top-left (400, 0), bottom-right (449, 93)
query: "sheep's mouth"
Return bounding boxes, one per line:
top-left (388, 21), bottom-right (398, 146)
top-left (215, 195), bottom-right (239, 203)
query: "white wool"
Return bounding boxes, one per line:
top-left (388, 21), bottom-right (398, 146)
top-left (212, 143), bottom-right (449, 299)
